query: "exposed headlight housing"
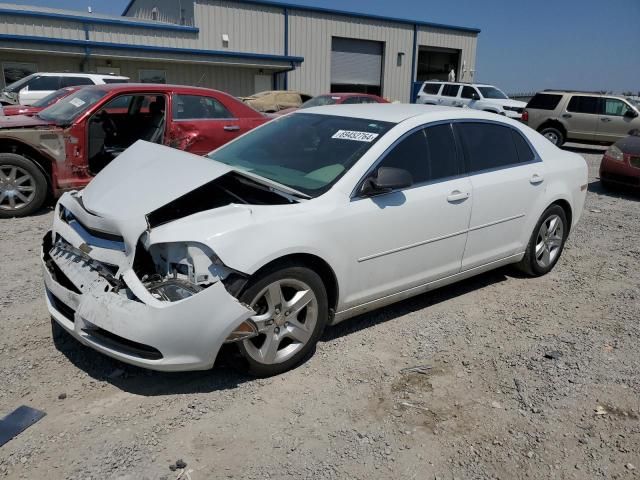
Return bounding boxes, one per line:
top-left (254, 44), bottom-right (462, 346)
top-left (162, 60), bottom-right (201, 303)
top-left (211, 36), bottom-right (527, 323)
top-left (146, 278), bottom-right (202, 302)
top-left (605, 145), bottom-right (624, 162)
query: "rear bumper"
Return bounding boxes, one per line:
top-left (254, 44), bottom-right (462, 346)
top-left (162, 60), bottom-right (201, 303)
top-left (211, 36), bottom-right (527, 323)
top-left (600, 155), bottom-right (640, 187)
top-left (42, 229), bottom-right (253, 372)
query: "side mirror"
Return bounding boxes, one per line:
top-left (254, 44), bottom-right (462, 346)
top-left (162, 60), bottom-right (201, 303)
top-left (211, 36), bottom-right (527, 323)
top-left (360, 167), bottom-right (413, 196)
top-left (624, 109), bottom-right (638, 119)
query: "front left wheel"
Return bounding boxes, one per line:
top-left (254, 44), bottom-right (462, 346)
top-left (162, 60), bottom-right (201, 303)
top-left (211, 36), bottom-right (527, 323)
top-left (0, 153), bottom-right (48, 218)
top-left (237, 265), bottom-right (329, 377)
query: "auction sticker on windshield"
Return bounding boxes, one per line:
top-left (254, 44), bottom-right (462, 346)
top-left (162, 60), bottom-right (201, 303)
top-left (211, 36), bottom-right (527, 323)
top-left (332, 130), bottom-right (380, 142)
top-left (69, 97), bottom-right (86, 108)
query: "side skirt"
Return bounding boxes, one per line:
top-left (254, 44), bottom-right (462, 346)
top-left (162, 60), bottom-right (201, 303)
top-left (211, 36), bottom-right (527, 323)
top-left (331, 252), bottom-right (524, 325)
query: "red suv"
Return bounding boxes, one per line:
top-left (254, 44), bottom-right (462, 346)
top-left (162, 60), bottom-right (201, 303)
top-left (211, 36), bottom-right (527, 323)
top-left (0, 84), bottom-right (267, 217)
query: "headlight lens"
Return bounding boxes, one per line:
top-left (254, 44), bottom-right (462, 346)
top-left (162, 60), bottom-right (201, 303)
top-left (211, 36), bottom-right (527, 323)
top-left (605, 145), bottom-right (624, 162)
top-left (146, 279), bottom-right (202, 302)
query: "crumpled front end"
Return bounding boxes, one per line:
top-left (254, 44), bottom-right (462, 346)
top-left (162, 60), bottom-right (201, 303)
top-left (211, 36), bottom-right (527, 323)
top-left (42, 192), bottom-right (255, 371)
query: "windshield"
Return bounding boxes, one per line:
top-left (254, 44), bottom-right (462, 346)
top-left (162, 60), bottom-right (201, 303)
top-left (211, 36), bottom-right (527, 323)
top-left (627, 98), bottom-right (640, 109)
top-left (207, 113), bottom-right (394, 197)
top-left (32, 88), bottom-right (74, 108)
top-left (38, 88), bottom-right (108, 124)
top-left (3, 74), bottom-right (35, 93)
top-left (478, 87), bottom-right (509, 100)
top-left (300, 95), bottom-right (341, 108)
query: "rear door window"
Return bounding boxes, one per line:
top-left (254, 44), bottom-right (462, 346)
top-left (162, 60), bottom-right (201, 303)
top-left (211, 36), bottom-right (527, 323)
top-left (172, 94), bottom-right (232, 120)
top-left (441, 84), bottom-right (460, 97)
top-left (461, 86), bottom-right (478, 99)
top-left (61, 77), bottom-right (94, 88)
top-left (526, 93), bottom-right (562, 110)
top-left (422, 83), bottom-right (441, 95)
top-left (567, 96), bottom-right (600, 114)
top-left (27, 76), bottom-right (61, 91)
top-left (456, 122), bottom-right (522, 173)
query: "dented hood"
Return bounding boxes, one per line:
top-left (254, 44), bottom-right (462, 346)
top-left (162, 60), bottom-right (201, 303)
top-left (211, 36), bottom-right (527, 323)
top-left (82, 141), bottom-right (233, 219)
top-left (0, 114), bottom-right (53, 129)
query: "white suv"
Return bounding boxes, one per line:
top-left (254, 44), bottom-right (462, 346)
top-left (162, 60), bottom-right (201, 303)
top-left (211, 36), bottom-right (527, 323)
top-left (0, 72), bottom-right (129, 106)
top-left (416, 82), bottom-right (527, 119)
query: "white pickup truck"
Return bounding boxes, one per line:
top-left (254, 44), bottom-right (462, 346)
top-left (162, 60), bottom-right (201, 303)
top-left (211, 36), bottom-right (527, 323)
top-left (416, 81), bottom-right (526, 120)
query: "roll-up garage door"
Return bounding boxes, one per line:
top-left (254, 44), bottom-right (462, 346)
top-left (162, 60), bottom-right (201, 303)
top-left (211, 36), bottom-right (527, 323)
top-left (331, 37), bottom-right (383, 94)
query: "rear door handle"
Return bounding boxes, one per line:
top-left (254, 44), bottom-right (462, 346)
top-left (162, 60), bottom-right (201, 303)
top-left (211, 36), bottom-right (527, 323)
top-left (561, 113), bottom-right (572, 119)
top-left (530, 174), bottom-right (544, 185)
top-left (600, 117), bottom-right (612, 122)
top-left (447, 190), bottom-right (470, 202)
top-left (223, 125), bottom-right (240, 131)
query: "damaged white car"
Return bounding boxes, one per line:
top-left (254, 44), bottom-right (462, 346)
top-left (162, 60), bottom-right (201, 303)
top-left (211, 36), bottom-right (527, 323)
top-left (42, 105), bottom-right (588, 376)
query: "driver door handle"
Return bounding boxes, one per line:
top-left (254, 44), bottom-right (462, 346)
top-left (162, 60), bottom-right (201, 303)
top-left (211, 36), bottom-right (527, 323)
top-left (600, 117), bottom-right (612, 122)
top-left (447, 190), bottom-right (470, 202)
top-left (223, 125), bottom-right (240, 131)
top-left (530, 174), bottom-right (544, 185)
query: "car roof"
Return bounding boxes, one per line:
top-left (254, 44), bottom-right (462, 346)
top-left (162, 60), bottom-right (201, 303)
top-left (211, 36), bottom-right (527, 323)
top-left (36, 72), bottom-right (129, 79)
top-left (301, 103), bottom-right (503, 123)
top-left (541, 90), bottom-right (629, 100)
top-left (423, 81), bottom-right (493, 87)
top-left (76, 83), bottom-right (227, 95)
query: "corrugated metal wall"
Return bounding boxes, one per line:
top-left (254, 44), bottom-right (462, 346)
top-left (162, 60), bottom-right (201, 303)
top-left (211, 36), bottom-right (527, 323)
top-left (416, 27), bottom-right (477, 83)
top-left (0, 14), bottom-right (85, 40)
top-left (123, 0), bottom-right (196, 26)
top-left (287, 10), bottom-right (414, 102)
top-left (194, 1), bottom-right (284, 54)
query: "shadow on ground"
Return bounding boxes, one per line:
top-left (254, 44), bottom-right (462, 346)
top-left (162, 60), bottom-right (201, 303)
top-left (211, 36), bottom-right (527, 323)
top-left (53, 265), bottom-right (515, 395)
top-left (588, 179), bottom-right (639, 201)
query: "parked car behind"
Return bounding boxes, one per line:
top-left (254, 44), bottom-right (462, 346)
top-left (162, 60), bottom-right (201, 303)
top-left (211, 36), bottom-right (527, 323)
top-left (0, 86), bottom-right (82, 117)
top-left (416, 82), bottom-right (527, 119)
top-left (0, 83), bottom-right (267, 218)
top-left (0, 72), bottom-right (129, 106)
top-left (242, 90), bottom-right (313, 113)
top-left (43, 105), bottom-right (587, 376)
top-left (274, 92), bottom-right (388, 116)
top-left (522, 91), bottom-right (640, 147)
top-left (599, 129), bottom-right (640, 189)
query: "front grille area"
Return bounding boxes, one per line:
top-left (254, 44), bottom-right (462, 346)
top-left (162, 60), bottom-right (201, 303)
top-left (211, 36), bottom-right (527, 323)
top-left (630, 156), bottom-right (640, 169)
top-left (47, 289), bottom-right (76, 322)
top-left (83, 327), bottom-right (163, 360)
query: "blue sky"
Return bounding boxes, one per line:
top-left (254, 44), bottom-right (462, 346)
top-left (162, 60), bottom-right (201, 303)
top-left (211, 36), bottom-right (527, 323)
top-left (7, 0), bottom-right (640, 94)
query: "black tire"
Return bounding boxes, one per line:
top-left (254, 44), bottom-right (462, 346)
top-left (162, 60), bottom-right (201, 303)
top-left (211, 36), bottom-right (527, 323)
top-left (237, 265), bottom-right (329, 377)
top-left (517, 205), bottom-right (568, 276)
top-left (0, 153), bottom-right (48, 218)
top-left (539, 127), bottom-right (565, 147)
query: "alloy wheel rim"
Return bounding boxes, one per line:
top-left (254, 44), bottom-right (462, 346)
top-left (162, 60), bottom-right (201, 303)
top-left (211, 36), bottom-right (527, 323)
top-left (544, 131), bottom-right (559, 144)
top-left (535, 214), bottom-right (564, 268)
top-left (0, 165), bottom-right (36, 211)
top-left (243, 278), bottom-right (318, 365)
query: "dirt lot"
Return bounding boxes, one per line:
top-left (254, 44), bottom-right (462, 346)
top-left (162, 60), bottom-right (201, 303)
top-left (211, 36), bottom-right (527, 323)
top-left (1, 146), bottom-right (639, 480)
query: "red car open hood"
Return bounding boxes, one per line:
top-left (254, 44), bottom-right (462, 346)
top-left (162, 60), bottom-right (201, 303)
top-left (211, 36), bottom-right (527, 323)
top-left (1, 105), bottom-right (41, 117)
top-left (0, 114), bottom-right (53, 129)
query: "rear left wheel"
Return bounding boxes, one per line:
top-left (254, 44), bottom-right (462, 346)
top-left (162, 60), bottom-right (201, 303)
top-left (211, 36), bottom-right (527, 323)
top-left (238, 266), bottom-right (328, 377)
top-left (517, 205), bottom-right (568, 276)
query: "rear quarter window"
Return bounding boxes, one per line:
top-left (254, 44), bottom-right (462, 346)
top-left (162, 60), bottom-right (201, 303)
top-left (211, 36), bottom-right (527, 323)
top-left (422, 83), bottom-right (441, 95)
top-left (527, 93), bottom-right (562, 110)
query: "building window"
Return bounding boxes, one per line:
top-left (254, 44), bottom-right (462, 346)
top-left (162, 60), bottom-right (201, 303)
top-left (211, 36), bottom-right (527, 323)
top-left (2, 62), bottom-right (37, 88)
top-left (139, 69), bottom-right (167, 84)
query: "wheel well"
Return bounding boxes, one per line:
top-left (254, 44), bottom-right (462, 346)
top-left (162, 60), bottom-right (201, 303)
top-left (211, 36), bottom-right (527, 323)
top-left (538, 120), bottom-right (567, 138)
top-left (551, 199), bottom-right (573, 232)
top-left (251, 254), bottom-right (339, 313)
top-left (0, 139), bottom-right (53, 189)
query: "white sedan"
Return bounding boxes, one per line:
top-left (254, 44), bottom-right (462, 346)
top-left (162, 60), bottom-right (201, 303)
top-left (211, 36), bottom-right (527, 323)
top-left (42, 105), bottom-right (588, 376)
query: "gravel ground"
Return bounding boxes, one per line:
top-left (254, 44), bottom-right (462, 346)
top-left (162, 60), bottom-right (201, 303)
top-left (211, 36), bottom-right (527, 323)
top-left (1, 146), bottom-right (639, 480)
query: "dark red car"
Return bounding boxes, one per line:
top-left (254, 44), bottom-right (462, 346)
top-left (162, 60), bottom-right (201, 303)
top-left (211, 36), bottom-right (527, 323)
top-left (0, 84), bottom-right (267, 217)
top-left (1, 86), bottom-right (82, 117)
top-left (599, 129), bottom-right (640, 189)
top-left (273, 92), bottom-right (389, 116)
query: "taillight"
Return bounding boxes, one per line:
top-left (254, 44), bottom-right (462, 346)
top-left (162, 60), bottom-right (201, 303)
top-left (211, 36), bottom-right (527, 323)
top-left (521, 110), bottom-right (529, 123)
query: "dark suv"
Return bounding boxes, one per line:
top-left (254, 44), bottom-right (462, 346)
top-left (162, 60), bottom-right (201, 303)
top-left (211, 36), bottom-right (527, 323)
top-left (522, 91), bottom-right (640, 147)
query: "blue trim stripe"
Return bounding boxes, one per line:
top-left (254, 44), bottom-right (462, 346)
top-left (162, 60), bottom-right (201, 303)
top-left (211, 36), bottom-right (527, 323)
top-left (0, 7), bottom-right (199, 33)
top-left (232, 0), bottom-right (480, 33)
top-left (0, 34), bottom-right (304, 64)
top-left (122, 0), bottom-right (480, 34)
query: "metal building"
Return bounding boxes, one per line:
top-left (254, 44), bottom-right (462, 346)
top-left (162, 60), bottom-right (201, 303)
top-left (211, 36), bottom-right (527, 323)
top-left (0, 0), bottom-right (479, 102)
